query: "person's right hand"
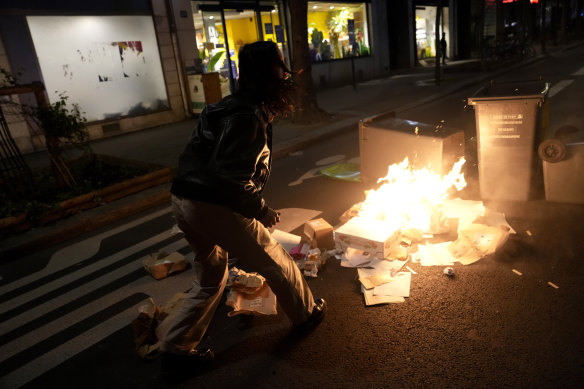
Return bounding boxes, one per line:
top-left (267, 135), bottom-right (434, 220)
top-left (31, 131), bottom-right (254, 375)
top-left (260, 208), bottom-right (280, 228)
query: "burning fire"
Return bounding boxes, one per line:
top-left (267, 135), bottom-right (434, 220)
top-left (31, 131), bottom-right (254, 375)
top-left (357, 157), bottom-right (467, 234)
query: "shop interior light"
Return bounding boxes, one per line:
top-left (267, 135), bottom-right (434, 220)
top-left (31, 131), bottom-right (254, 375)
top-left (313, 5), bottom-right (318, 9)
top-left (330, 6), bottom-right (335, 9)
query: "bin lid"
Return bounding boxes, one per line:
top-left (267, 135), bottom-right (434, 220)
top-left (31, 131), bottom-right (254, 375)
top-left (468, 80), bottom-right (549, 105)
top-left (361, 116), bottom-right (460, 138)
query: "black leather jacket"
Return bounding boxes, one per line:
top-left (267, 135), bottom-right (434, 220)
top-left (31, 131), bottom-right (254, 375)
top-left (171, 92), bottom-right (272, 220)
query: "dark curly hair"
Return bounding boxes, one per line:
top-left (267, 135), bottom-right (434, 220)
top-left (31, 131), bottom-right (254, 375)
top-left (236, 41), bottom-right (296, 121)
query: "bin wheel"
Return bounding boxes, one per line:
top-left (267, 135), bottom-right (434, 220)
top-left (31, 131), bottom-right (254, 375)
top-left (538, 139), bottom-right (566, 163)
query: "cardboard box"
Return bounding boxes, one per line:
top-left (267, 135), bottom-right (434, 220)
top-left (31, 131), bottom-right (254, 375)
top-left (303, 218), bottom-right (335, 250)
top-left (335, 217), bottom-right (401, 259)
top-left (143, 252), bottom-right (188, 280)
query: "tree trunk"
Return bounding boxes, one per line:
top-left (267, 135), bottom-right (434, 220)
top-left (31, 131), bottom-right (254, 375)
top-left (541, 0), bottom-right (547, 54)
top-left (287, 0), bottom-right (327, 122)
top-left (435, 4), bottom-right (442, 84)
top-left (46, 134), bottom-right (76, 189)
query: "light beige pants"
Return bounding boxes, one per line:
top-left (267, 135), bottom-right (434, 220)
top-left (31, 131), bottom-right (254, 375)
top-left (159, 195), bottom-right (316, 354)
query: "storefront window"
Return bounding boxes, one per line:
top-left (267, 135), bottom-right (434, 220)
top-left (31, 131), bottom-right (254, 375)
top-left (415, 6), bottom-right (449, 60)
top-left (307, 2), bottom-right (370, 62)
top-left (190, 1), bottom-right (287, 109)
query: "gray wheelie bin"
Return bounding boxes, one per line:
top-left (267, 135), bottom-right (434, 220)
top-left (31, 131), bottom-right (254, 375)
top-left (468, 80), bottom-right (549, 201)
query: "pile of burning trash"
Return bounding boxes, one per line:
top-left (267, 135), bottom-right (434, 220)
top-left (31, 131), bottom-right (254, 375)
top-left (330, 157), bottom-right (513, 305)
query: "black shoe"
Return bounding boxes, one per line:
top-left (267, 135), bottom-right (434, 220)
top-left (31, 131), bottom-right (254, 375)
top-left (161, 348), bottom-right (214, 383)
top-left (293, 298), bottom-right (327, 333)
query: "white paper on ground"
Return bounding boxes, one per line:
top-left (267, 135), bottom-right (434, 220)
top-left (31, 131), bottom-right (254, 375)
top-left (447, 223), bottom-right (511, 265)
top-left (419, 242), bottom-right (455, 266)
top-left (362, 285), bottom-right (405, 305)
top-left (482, 210), bottom-right (516, 234)
top-left (441, 198), bottom-right (485, 233)
top-left (357, 259), bottom-right (393, 278)
top-left (271, 229), bottom-right (301, 253)
top-left (341, 247), bottom-right (376, 268)
top-left (373, 271), bottom-right (411, 297)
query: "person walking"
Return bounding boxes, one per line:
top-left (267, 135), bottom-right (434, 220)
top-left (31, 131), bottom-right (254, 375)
top-left (440, 32), bottom-right (447, 65)
top-left (159, 40), bottom-right (327, 381)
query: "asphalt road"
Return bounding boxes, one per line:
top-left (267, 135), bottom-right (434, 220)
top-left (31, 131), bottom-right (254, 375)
top-left (1, 46), bottom-right (584, 388)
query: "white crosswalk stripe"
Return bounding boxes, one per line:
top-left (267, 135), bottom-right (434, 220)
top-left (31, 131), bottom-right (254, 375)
top-left (0, 208), bottom-right (186, 389)
top-left (0, 228), bottom-right (179, 318)
top-left (0, 207), bottom-right (172, 295)
top-left (548, 79), bottom-right (575, 98)
top-left (0, 206), bottom-right (312, 389)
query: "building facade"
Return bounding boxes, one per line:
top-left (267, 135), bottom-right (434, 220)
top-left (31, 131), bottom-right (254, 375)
top-left (1, 0), bottom-right (582, 155)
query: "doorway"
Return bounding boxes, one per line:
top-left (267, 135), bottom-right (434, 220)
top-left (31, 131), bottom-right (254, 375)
top-left (191, 1), bottom-right (288, 100)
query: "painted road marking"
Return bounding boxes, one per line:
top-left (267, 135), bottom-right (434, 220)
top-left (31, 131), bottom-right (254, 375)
top-left (0, 243), bottom-right (193, 388)
top-left (0, 203), bottom-right (320, 387)
top-left (0, 206), bottom-right (172, 295)
top-left (288, 154), bottom-right (345, 186)
top-left (548, 79), bottom-right (574, 98)
top-left (0, 228), bottom-right (179, 316)
top-left (572, 66), bottom-right (584, 76)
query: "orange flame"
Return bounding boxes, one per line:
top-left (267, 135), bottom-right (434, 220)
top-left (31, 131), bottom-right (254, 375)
top-left (358, 157), bottom-right (466, 234)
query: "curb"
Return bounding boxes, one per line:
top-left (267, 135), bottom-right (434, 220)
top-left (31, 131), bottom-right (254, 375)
top-left (0, 184), bottom-right (171, 260)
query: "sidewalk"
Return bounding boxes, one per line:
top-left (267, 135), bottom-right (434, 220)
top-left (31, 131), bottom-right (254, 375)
top-left (1, 41), bottom-right (579, 258)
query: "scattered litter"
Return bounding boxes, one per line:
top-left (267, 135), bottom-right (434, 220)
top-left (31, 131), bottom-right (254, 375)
top-left (290, 242), bottom-right (311, 260)
top-left (419, 242), bottom-right (455, 266)
top-left (359, 273), bottom-right (394, 289)
top-left (271, 229), bottom-right (301, 252)
top-left (273, 221), bottom-right (334, 278)
top-left (226, 267), bottom-right (277, 316)
top-left (390, 256), bottom-right (409, 277)
top-left (143, 251), bottom-right (188, 280)
top-left (333, 197), bottom-right (516, 306)
top-left (373, 271), bottom-right (411, 297)
top-left (512, 269), bottom-right (523, 276)
top-left (441, 198), bottom-right (486, 233)
top-left (303, 218), bottom-right (335, 250)
top-left (319, 162), bottom-right (361, 182)
top-left (340, 247), bottom-right (376, 268)
top-left (362, 285), bottom-right (405, 305)
top-left (302, 248), bottom-right (324, 277)
top-left (548, 281), bottom-right (559, 289)
top-left (132, 293), bottom-right (187, 359)
top-left (480, 210), bottom-right (516, 234)
top-left (526, 230), bottom-right (533, 236)
top-left (447, 223), bottom-right (511, 265)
